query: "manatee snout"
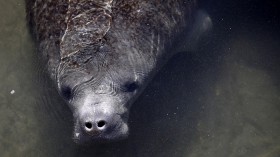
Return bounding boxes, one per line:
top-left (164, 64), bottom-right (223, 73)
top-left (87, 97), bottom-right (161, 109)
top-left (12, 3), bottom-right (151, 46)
top-left (72, 93), bottom-right (129, 144)
top-left (57, 65), bottom-right (142, 144)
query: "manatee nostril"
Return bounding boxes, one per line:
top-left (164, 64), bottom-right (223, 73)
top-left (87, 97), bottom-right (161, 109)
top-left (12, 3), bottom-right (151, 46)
top-left (97, 120), bottom-right (106, 128)
top-left (85, 122), bottom-right (93, 129)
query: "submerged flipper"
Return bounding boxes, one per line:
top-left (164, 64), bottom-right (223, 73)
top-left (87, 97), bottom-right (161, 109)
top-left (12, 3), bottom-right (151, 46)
top-left (176, 10), bottom-right (212, 53)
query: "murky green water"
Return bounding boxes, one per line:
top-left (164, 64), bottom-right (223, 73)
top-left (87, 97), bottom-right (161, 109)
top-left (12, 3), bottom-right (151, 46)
top-left (0, 0), bottom-right (280, 157)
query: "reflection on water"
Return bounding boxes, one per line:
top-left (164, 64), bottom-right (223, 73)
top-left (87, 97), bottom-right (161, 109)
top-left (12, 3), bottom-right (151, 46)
top-left (0, 0), bottom-right (280, 157)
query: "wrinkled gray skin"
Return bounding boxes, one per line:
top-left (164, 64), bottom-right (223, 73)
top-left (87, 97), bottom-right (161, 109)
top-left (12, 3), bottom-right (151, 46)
top-left (26, 0), bottom-right (211, 144)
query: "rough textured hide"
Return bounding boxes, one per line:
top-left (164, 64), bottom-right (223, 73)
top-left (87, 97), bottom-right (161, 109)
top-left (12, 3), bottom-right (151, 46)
top-left (27, 0), bottom-right (195, 79)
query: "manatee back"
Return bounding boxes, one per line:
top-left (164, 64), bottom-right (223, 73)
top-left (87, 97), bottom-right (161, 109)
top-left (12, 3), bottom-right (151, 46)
top-left (26, 0), bottom-right (197, 80)
top-left (26, 0), bottom-right (69, 79)
top-left (26, 0), bottom-right (68, 42)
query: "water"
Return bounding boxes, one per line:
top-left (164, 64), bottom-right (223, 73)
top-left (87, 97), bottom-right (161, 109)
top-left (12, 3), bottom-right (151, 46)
top-left (0, 0), bottom-right (280, 156)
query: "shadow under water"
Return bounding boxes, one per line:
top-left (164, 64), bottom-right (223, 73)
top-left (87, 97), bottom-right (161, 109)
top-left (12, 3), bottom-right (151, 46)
top-left (0, 0), bottom-right (280, 157)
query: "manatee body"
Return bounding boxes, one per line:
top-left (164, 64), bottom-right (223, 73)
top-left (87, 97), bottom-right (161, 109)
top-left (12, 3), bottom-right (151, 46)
top-left (26, 0), bottom-right (211, 144)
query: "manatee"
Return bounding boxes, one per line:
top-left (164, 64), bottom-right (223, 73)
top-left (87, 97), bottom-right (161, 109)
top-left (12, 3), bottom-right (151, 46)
top-left (25, 0), bottom-right (212, 144)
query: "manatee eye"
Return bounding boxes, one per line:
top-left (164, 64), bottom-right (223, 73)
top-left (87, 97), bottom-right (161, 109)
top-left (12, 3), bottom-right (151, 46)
top-left (60, 85), bottom-right (72, 100)
top-left (122, 81), bottom-right (139, 93)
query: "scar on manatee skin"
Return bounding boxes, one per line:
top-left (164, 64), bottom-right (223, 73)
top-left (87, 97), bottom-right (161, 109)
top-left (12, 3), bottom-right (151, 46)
top-left (60, 1), bottom-right (113, 60)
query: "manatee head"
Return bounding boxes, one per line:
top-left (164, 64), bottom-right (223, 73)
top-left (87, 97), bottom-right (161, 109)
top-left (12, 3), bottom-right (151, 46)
top-left (49, 1), bottom-right (158, 143)
top-left (56, 39), bottom-right (155, 144)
